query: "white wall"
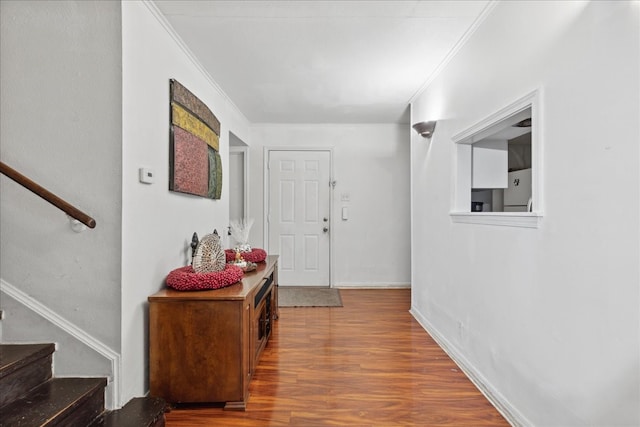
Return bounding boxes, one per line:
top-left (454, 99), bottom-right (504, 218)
top-left (410, 2), bottom-right (639, 426)
top-left (0, 0), bottom-right (123, 380)
top-left (0, 0), bottom-right (252, 407)
top-left (121, 1), bottom-right (251, 402)
top-left (249, 124), bottom-right (411, 288)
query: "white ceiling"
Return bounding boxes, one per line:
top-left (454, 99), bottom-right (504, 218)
top-left (154, 0), bottom-right (490, 124)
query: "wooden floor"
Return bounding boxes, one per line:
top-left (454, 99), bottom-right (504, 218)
top-left (164, 289), bottom-right (509, 426)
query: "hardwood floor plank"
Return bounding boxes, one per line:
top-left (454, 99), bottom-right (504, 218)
top-left (164, 289), bottom-right (508, 426)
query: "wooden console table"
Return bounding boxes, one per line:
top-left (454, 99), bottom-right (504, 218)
top-left (148, 255), bottom-right (278, 410)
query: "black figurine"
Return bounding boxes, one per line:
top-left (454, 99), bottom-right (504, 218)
top-left (191, 232), bottom-right (199, 260)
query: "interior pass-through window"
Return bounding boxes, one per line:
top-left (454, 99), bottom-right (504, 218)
top-left (451, 90), bottom-right (542, 228)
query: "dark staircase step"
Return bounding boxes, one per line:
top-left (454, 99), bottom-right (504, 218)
top-left (0, 343), bottom-right (166, 426)
top-left (0, 343), bottom-right (55, 408)
top-left (90, 397), bottom-right (168, 427)
top-left (0, 377), bottom-right (106, 427)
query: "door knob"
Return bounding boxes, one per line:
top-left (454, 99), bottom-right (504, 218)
top-left (323, 227), bottom-right (329, 233)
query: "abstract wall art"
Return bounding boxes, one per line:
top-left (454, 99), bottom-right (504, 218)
top-left (169, 79), bottom-right (222, 199)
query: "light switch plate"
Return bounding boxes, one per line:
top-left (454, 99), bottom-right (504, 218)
top-left (342, 207), bottom-right (349, 220)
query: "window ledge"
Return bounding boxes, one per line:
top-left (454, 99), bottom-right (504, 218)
top-left (450, 212), bottom-right (542, 228)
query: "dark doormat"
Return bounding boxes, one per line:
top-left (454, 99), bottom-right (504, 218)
top-left (278, 287), bottom-right (343, 307)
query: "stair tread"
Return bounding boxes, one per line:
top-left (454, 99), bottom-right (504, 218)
top-left (92, 397), bottom-right (167, 427)
top-left (0, 343), bottom-right (55, 379)
top-left (0, 377), bottom-right (107, 426)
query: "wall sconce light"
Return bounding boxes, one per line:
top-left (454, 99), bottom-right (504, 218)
top-left (412, 121), bottom-right (437, 138)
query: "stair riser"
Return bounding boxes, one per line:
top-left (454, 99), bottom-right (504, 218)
top-left (0, 353), bottom-right (53, 408)
top-left (48, 385), bottom-right (105, 427)
top-left (90, 397), bottom-right (167, 427)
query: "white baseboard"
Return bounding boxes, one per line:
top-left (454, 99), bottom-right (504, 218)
top-left (0, 278), bottom-right (121, 409)
top-left (334, 282), bottom-right (411, 289)
top-left (410, 306), bottom-right (531, 427)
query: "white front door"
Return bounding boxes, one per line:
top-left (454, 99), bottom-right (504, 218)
top-left (268, 150), bottom-right (331, 286)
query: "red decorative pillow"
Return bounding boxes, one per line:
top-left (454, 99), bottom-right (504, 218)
top-left (166, 264), bottom-right (244, 291)
top-left (225, 248), bottom-right (267, 263)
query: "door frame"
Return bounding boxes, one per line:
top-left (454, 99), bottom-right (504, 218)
top-left (263, 147), bottom-right (335, 287)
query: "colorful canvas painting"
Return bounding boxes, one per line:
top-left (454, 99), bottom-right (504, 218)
top-left (169, 79), bottom-right (222, 199)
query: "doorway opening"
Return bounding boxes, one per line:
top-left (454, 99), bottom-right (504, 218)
top-left (229, 132), bottom-right (249, 244)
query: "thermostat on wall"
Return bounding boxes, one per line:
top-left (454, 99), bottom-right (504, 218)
top-left (139, 167), bottom-right (155, 184)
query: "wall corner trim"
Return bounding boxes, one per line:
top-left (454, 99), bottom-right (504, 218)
top-left (408, 0), bottom-right (500, 103)
top-left (140, 0), bottom-right (250, 125)
top-left (0, 279), bottom-right (122, 409)
top-left (409, 306), bottom-right (532, 427)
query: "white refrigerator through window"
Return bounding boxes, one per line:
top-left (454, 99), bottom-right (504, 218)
top-left (503, 168), bottom-right (532, 212)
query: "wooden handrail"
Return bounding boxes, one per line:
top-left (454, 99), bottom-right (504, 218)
top-left (0, 161), bottom-right (96, 229)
